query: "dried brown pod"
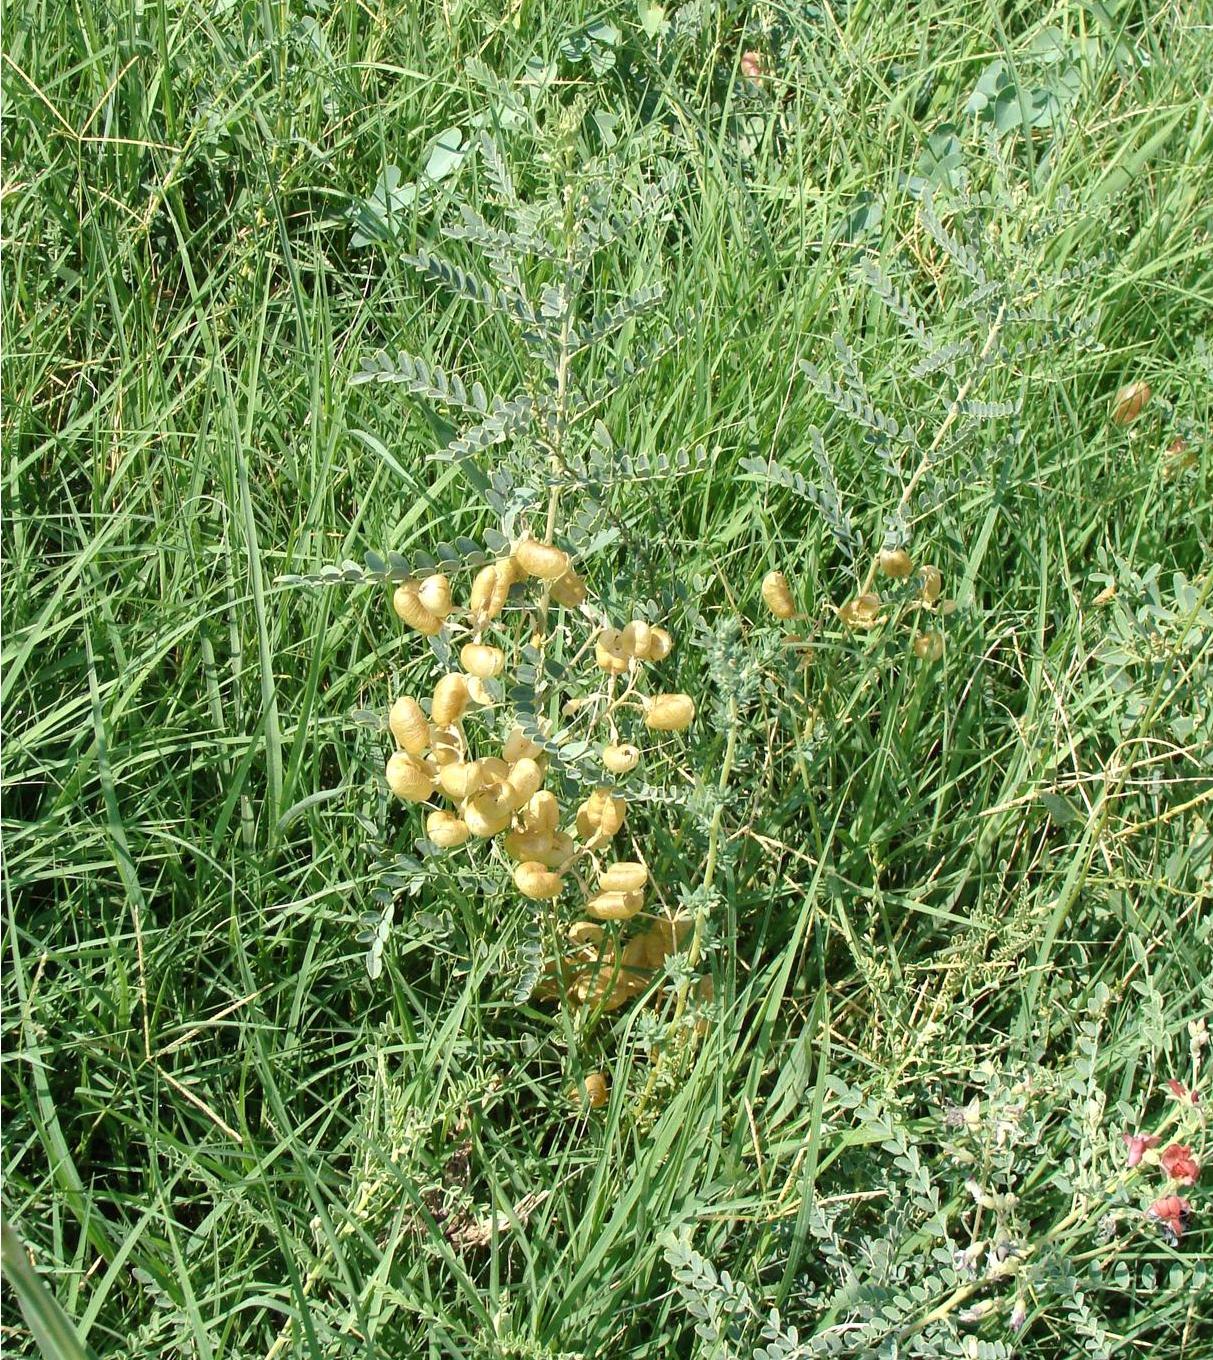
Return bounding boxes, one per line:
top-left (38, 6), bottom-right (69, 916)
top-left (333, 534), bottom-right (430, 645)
top-left (389, 696), bottom-right (430, 756)
top-left (514, 536), bottom-right (570, 580)
top-left (550, 569), bottom-right (588, 607)
top-left (393, 581), bottom-right (444, 635)
top-left (386, 751), bottom-right (435, 803)
top-left (600, 861), bottom-right (649, 893)
top-left (917, 565), bottom-right (943, 604)
top-left (1111, 380), bottom-right (1150, 425)
top-left (878, 548), bottom-right (914, 579)
top-left (837, 593), bottom-right (884, 629)
top-left (514, 861), bottom-right (565, 900)
top-left (417, 573), bottom-right (452, 619)
top-left (432, 674), bottom-right (470, 726)
top-left (460, 643), bottom-right (505, 679)
top-left (569, 1072), bottom-right (609, 1109)
top-left (761, 570), bottom-right (797, 620)
top-left (602, 742), bottom-right (640, 775)
top-left (426, 810), bottom-right (471, 847)
top-left (644, 693), bottom-right (696, 732)
top-left (913, 630), bottom-right (944, 663)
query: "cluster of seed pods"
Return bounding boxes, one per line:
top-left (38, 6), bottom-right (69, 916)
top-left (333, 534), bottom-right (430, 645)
top-left (761, 554), bottom-right (953, 661)
top-left (383, 535), bottom-right (698, 1017)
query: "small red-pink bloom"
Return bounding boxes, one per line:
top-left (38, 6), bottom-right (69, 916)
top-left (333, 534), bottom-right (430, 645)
top-left (740, 51), bottom-right (764, 81)
top-left (1159, 1144), bottom-right (1200, 1186)
top-left (1167, 1079), bottom-right (1200, 1105)
top-left (1123, 1132), bottom-right (1160, 1168)
top-left (1147, 1194), bottom-right (1193, 1242)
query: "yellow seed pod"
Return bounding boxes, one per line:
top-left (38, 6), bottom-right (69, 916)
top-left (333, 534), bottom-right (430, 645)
top-left (939, 598), bottom-right (958, 617)
top-left (426, 810), bottom-right (470, 848)
top-left (568, 921), bottom-right (605, 947)
top-left (385, 751), bottom-right (435, 803)
top-left (392, 582), bottom-right (443, 635)
top-left (600, 861), bottom-right (648, 893)
top-left (389, 697), bottom-right (429, 757)
top-left (587, 788), bottom-right (626, 837)
top-left (620, 620), bottom-right (654, 659)
top-left (479, 756), bottom-right (510, 783)
top-left (550, 569), bottom-right (587, 608)
top-left (468, 559), bottom-right (517, 626)
top-left (469, 564), bottom-right (500, 618)
top-left (514, 535), bottom-right (570, 580)
top-left (525, 790), bottom-right (560, 837)
top-left (645, 694), bottom-right (696, 732)
top-left (460, 643), bottom-right (505, 679)
top-left (602, 742), bottom-right (640, 775)
top-left (432, 673), bottom-right (469, 726)
top-left (503, 725), bottom-right (542, 763)
top-left (438, 760), bottom-right (485, 802)
top-left (417, 573), bottom-right (452, 619)
top-left (624, 928), bottom-right (669, 972)
top-left (917, 564), bottom-right (943, 605)
top-left (878, 548), bottom-right (914, 579)
top-left (586, 888), bottom-right (646, 921)
top-left (913, 630), bottom-right (944, 663)
top-left (761, 570), bottom-right (797, 620)
top-left (506, 757), bottom-right (545, 807)
top-left (594, 627), bottom-right (630, 675)
top-left (1111, 379), bottom-right (1150, 425)
top-left (463, 793), bottom-right (513, 838)
top-left (429, 724), bottom-right (463, 767)
top-left (648, 627), bottom-right (673, 661)
top-left (569, 1072), bottom-right (609, 1109)
top-left (514, 861), bottom-right (565, 900)
top-left (465, 676), bottom-right (495, 709)
top-left (837, 593), bottom-right (884, 629)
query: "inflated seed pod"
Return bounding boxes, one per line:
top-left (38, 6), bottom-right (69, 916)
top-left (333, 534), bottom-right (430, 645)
top-left (1111, 380), bottom-right (1150, 425)
top-left (600, 861), bottom-right (648, 893)
top-left (385, 751), bottom-right (435, 803)
top-left (480, 756), bottom-right (510, 783)
top-left (621, 620), bottom-right (653, 659)
top-left (586, 887), bottom-right (646, 921)
top-left (592, 789), bottom-right (627, 837)
top-left (514, 861), bottom-right (565, 900)
top-left (602, 742), bottom-right (640, 775)
top-left (465, 676), bottom-right (495, 709)
top-left (432, 673), bottom-right (469, 726)
top-left (917, 564), bottom-right (943, 605)
top-left (761, 570), bottom-right (797, 620)
top-left (438, 760), bottom-right (485, 802)
top-left (878, 547), bottom-right (914, 579)
top-left (460, 642), bottom-right (505, 679)
top-left (594, 627), bottom-right (630, 675)
top-left (648, 627), bottom-right (673, 661)
top-left (389, 696), bottom-right (429, 757)
top-left (506, 757), bottom-right (545, 807)
top-left (468, 559), bottom-right (517, 626)
top-left (913, 630), bottom-right (944, 663)
top-left (417, 573), bottom-right (452, 619)
top-left (837, 593), bottom-right (883, 629)
top-left (568, 920), bottom-right (605, 947)
top-left (426, 809), bottom-right (471, 848)
top-left (644, 693), bottom-right (696, 732)
top-left (504, 829), bottom-right (573, 869)
top-left (570, 1072), bottom-right (609, 1109)
top-left (550, 569), bottom-right (587, 608)
top-left (514, 535), bottom-right (570, 580)
top-left (624, 928), bottom-right (669, 972)
top-left (525, 790), bottom-right (560, 837)
top-left (503, 725), bottom-right (542, 763)
top-left (392, 581), bottom-right (443, 635)
top-left (429, 724), bottom-right (463, 767)
top-left (463, 793), bottom-right (513, 838)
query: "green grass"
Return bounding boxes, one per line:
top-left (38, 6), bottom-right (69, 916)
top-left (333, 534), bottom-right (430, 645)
top-left (3, 1), bottom-right (1211, 1356)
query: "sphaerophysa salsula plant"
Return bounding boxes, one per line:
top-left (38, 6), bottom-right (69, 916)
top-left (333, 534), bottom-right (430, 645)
top-left (281, 118), bottom-right (738, 1088)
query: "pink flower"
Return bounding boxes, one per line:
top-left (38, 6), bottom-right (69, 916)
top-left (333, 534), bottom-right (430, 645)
top-left (1160, 1144), bottom-right (1200, 1186)
top-left (1167, 1079), bottom-right (1200, 1105)
top-left (1147, 1194), bottom-right (1193, 1243)
top-left (1123, 1132), bottom-right (1160, 1168)
top-left (739, 51), bottom-right (764, 81)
